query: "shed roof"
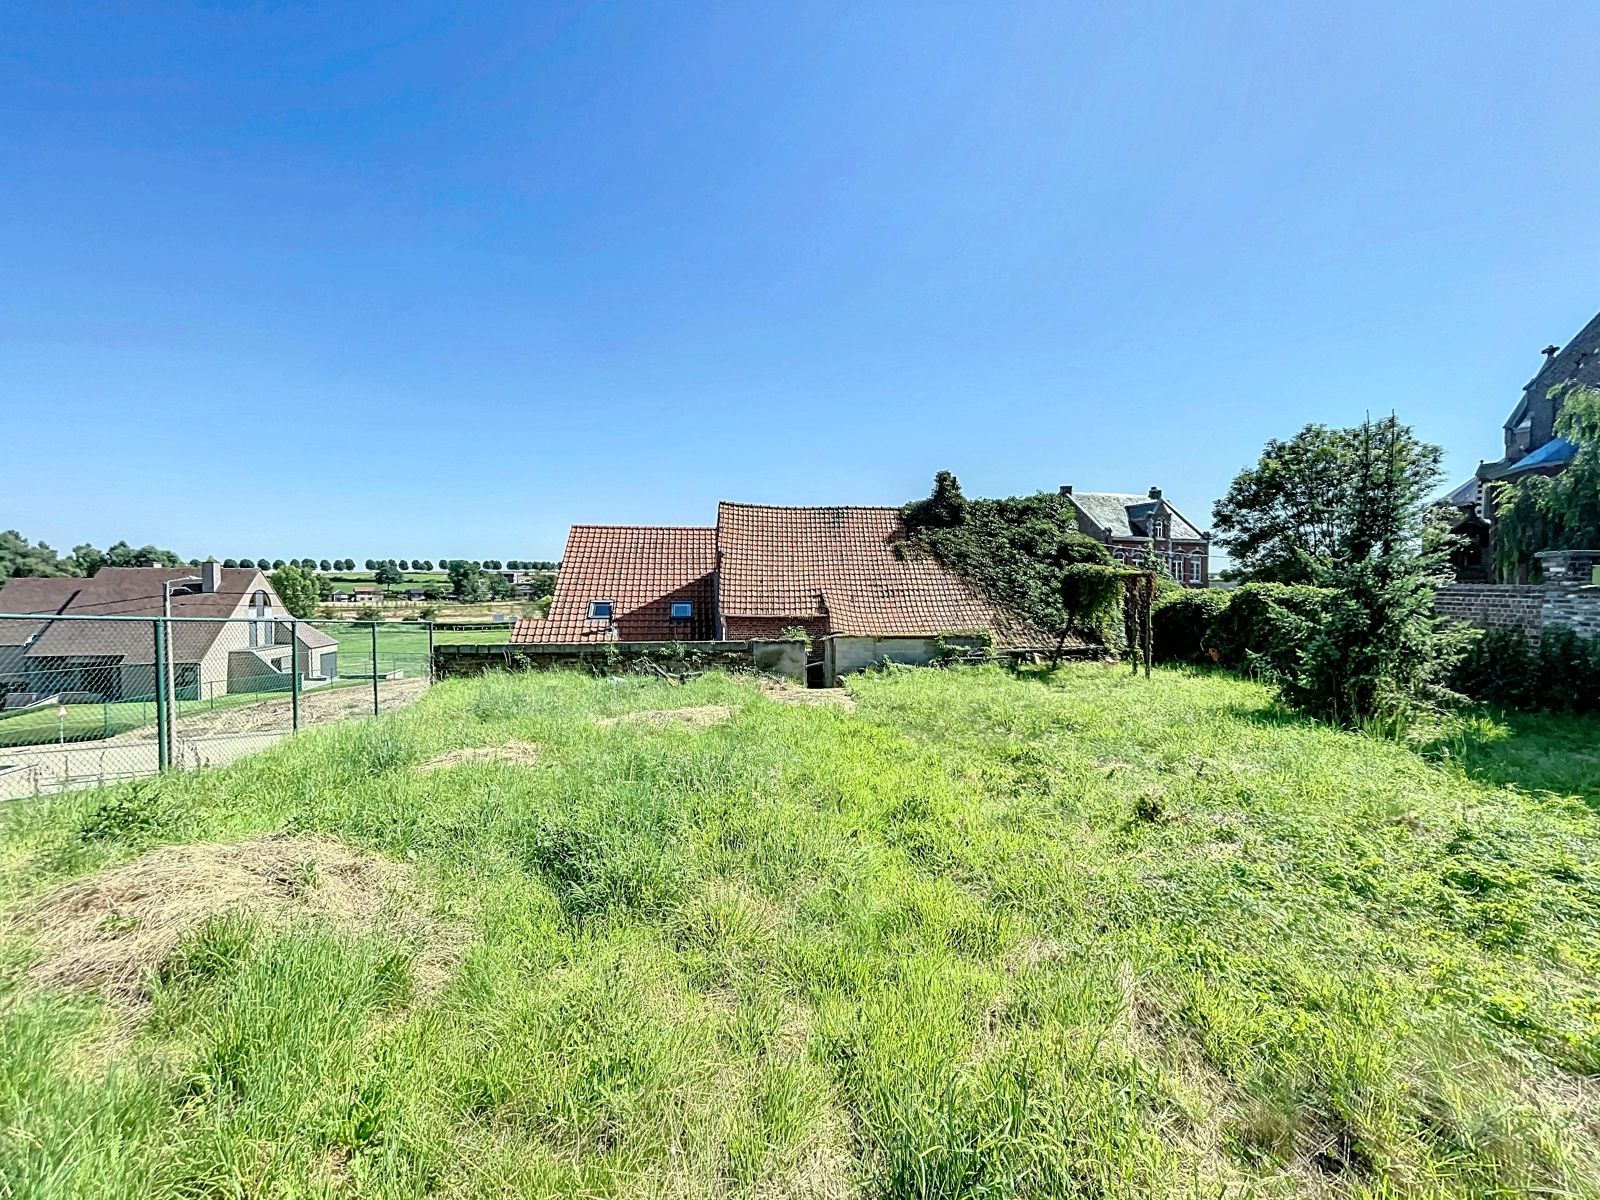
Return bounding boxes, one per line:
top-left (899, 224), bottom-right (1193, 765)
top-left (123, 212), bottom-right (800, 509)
top-left (514, 525), bottom-right (716, 643)
top-left (714, 503), bottom-right (1043, 644)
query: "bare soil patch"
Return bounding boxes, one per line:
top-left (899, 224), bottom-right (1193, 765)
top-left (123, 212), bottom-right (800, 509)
top-left (597, 705), bottom-right (732, 730)
top-left (416, 741), bottom-right (540, 772)
top-left (758, 681), bottom-right (856, 710)
top-left (11, 834), bottom-right (458, 999)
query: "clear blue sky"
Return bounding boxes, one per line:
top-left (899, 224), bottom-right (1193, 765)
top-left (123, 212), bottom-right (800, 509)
top-left (5, 2), bottom-right (1598, 562)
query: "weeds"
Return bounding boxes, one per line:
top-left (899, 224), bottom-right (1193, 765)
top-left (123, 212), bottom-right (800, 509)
top-left (1, 665), bottom-right (1598, 1197)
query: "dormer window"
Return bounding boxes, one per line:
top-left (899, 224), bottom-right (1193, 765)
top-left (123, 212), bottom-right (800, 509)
top-left (587, 600), bottom-right (614, 621)
top-left (669, 601), bottom-right (693, 622)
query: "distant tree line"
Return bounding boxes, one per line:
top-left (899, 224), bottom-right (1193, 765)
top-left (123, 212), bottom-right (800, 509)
top-left (1, 532), bottom-right (185, 578)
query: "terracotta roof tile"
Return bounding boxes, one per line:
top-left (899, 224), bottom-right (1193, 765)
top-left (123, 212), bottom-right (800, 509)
top-left (715, 502), bottom-right (1044, 644)
top-left (515, 526), bottom-right (716, 643)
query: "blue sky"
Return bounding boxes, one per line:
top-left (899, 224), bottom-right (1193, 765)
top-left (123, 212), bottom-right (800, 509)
top-left (4, 2), bottom-right (1598, 562)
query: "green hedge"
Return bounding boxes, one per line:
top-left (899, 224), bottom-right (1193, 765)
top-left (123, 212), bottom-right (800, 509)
top-left (1449, 625), bottom-right (1600, 713)
top-left (1151, 590), bottom-right (1231, 663)
top-left (1151, 583), bottom-right (1333, 680)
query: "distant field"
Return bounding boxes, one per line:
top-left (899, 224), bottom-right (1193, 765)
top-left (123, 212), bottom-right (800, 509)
top-left (3, 665), bottom-right (1597, 1196)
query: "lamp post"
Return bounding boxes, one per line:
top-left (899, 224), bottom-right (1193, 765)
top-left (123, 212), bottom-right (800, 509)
top-left (162, 575), bottom-right (201, 768)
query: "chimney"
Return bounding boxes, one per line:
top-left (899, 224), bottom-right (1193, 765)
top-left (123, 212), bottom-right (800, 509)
top-left (1058, 485), bottom-right (1073, 496)
top-left (1148, 486), bottom-right (1162, 500)
top-left (200, 557), bottom-right (221, 593)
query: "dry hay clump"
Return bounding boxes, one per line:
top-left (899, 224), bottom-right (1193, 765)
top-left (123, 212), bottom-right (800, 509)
top-left (416, 741), bottom-right (540, 772)
top-left (758, 681), bottom-right (856, 710)
top-left (597, 705), bottom-right (732, 730)
top-left (10, 834), bottom-right (457, 1000)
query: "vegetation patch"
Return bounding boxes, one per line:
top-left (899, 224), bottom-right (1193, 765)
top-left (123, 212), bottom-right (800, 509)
top-left (758, 680), bottom-right (856, 709)
top-left (9, 834), bottom-right (448, 999)
top-left (596, 704), bottom-right (732, 729)
top-left (1, 667), bottom-right (1598, 1196)
top-left (415, 741), bottom-right (541, 772)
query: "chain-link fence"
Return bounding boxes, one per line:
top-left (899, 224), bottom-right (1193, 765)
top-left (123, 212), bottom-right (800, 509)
top-left (0, 615), bottom-right (443, 799)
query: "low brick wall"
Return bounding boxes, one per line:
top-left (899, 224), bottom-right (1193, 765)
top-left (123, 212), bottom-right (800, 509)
top-left (1434, 584), bottom-right (1545, 644)
top-left (1435, 550), bottom-right (1600, 645)
top-left (434, 639), bottom-right (806, 680)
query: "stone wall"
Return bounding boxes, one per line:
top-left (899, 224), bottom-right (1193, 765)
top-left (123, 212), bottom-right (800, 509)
top-left (1435, 550), bottom-right (1600, 645)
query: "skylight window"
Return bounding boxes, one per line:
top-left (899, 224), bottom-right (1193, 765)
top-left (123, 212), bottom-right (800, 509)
top-left (587, 600), bottom-right (614, 621)
top-left (669, 601), bottom-right (693, 621)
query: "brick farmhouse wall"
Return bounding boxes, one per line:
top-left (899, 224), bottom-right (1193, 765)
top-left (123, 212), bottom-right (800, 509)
top-left (1434, 550), bottom-right (1600, 645)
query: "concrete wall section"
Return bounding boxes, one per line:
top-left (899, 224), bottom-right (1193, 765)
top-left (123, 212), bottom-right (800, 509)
top-left (821, 634), bottom-right (987, 683)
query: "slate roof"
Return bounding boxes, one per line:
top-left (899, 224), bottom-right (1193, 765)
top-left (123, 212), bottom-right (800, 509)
top-left (714, 503), bottom-right (1045, 644)
top-left (514, 526), bottom-right (716, 643)
top-left (1511, 311), bottom-right (1600, 428)
top-left (1066, 492), bottom-right (1206, 541)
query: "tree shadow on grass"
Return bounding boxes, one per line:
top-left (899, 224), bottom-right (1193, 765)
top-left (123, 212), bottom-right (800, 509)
top-left (1425, 709), bottom-right (1600, 809)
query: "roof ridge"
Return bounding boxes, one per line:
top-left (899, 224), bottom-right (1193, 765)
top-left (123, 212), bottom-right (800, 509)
top-left (716, 501), bottom-right (901, 513)
top-left (569, 523), bottom-right (715, 531)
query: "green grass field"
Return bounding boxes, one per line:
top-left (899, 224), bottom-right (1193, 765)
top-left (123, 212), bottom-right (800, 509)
top-left (1, 665), bottom-right (1597, 1197)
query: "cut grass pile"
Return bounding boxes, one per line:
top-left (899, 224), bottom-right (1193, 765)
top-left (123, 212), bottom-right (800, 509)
top-left (1, 665), bottom-right (1598, 1197)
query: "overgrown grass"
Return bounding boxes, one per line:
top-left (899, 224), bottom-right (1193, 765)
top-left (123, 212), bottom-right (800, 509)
top-left (2, 665), bottom-right (1598, 1197)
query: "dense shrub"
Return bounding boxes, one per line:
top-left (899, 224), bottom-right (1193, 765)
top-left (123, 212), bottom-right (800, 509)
top-left (1151, 589), bottom-right (1231, 663)
top-left (1450, 625), bottom-right (1600, 713)
top-left (1211, 583), bottom-right (1332, 680)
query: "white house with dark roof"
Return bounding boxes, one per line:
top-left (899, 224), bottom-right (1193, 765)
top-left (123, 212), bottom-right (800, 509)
top-left (0, 562), bottom-right (337, 706)
top-left (1060, 486), bottom-right (1211, 587)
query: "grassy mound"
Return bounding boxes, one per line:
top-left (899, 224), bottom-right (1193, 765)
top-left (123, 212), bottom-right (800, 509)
top-left (1, 666), bottom-right (1598, 1197)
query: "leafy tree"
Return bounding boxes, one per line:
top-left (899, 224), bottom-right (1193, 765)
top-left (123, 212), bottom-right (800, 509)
top-left (1211, 425), bottom-right (1359, 582)
top-left (448, 559), bottom-right (490, 601)
top-left (271, 559), bottom-right (285, 570)
top-left (222, 558), bottom-right (239, 568)
top-left (0, 530), bottom-right (73, 577)
top-left (251, 558), bottom-right (267, 570)
top-left (374, 561), bottom-right (405, 586)
top-left (1279, 416), bottom-right (1460, 726)
top-left (486, 573), bottom-right (516, 600)
top-left (364, 559), bottom-right (376, 571)
top-left (1493, 385), bottom-right (1600, 580)
top-left (268, 563), bottom-right (320, 619)
top-left (420, 560), bottom-right (433, 571)
top-left (319, 559), bottom-right (332, 572)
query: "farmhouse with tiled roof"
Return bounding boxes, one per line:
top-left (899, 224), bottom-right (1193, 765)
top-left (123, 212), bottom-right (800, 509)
top-left (515, 483), bottom-right (1206, 679)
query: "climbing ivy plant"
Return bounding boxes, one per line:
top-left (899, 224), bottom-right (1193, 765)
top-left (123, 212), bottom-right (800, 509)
top-left (901, 471), bottom-right (1126, 646)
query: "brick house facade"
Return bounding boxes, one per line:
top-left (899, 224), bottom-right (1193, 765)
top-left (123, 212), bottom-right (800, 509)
top-left (1060, 486), bottom-right (1211, 587)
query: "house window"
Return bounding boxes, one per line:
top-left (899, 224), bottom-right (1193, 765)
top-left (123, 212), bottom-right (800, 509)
top-left (587, 600), bottom-right (614, 621)
top-left (669, 601), bottom-right (693, 622)
top-left (250, 589), bottom-right (273, 647)
top-left (1150, 517), bottom-right (1166, 539)
top-left (1188, 557), bottom-right (1203, 583)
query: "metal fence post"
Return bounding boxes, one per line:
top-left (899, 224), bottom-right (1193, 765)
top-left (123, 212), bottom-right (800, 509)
top-left (153, 617), bottom-right (170, 771)
top-left (427, 621), bottom-right (435, 683)
top-left (290, 617), bottom-right (301, 731)
top-left (370, 621), bottom-right (380, 715)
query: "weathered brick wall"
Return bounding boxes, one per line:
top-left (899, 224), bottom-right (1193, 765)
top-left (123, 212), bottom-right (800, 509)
top-left (1434, 584), bottom-right (1545, 644)
top-left (1537, 549), bottom-right (1600, 641)
top-left (1435, 551), bottom-right (1600, 645)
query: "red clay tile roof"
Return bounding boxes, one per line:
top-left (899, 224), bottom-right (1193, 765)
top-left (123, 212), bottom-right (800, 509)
top-left (514, 526), bottom-right (716, 643)
top-left (714, 502), bottom-right (1045, 644)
